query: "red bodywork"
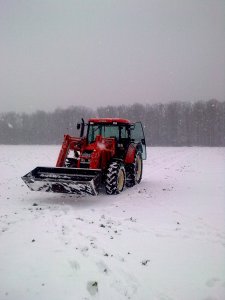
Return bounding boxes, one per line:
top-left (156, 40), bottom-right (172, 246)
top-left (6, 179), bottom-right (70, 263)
top-left (21, 117), bottom-right (144, 196)
top-left (56, 118), bottom-right (136, 171)
top-left (89, 118), bottom-right (131, 124)
top-left (56, 134), bottom-right (116, 169)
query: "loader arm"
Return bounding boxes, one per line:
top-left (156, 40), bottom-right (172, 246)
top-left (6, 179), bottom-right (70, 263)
top-left (56, 135), bottom-right (83, 167)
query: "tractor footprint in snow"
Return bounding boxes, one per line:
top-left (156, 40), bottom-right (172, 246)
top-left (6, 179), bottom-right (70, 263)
top-left (1, 227), bottom-right (8, 233)
top-left (76, 217), bottom-right (95, 225)
top-left (69, 260), bottom-right (80, 271)
top-left (80, 246), bottom-right (89, 257)
top-left (96, 260), bottom-right (110, 274)
top-left (111, 280), bottom-right (131, 299)
top-left (61, 225), bottom-right (66, 235)
top-left (106, 218), bottom-right (122, 227)
top-left (86, 235), bottom-right (97, 242)
top-left (206, 277), bottom-right (221, 287)
top-left (141, 259), bottom-right (150, 266)
top-left (87, 281), bottom-right (98, 296)
top-left (90, 241), bottom-right (97, 249)
top-left (76, 217), bottom-right (84, 222)
top-left (111, 272), bottom-right (138, 299)
top-left (113, 254), bottom-right (125, 262)
top-left (156, 293), bottom-right (174, 300)
top-left (86, 235), bottom-right (98, 249)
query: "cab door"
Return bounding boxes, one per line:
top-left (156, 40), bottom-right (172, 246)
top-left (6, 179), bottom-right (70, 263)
top-left (131, 122), bottom-right (147, 159)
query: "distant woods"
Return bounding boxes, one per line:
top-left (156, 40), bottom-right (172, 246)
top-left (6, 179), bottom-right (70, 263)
top-left (0, 99), bottom-right (224, 146)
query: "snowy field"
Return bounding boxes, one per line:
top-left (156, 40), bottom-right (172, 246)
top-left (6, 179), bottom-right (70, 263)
top-left (0, 146), bottom-right (225, 300)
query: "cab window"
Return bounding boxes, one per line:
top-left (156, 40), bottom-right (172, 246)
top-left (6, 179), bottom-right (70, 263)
top-left (87, 124), bottom-right (128, 143)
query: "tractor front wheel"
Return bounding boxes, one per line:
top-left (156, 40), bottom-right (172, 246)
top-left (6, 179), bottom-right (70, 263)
top-left (105, 161), bottom-right (126, 195)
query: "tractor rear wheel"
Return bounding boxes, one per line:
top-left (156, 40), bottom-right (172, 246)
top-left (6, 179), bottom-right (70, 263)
top-left (105, 161), bottom-right (126, 195)
top-left (126, 152), bottom-right (143, 187)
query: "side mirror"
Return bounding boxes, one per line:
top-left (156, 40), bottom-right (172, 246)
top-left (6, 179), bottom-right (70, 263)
top-left (130, 124), bottom-right (135, 130)
top-left (77, 118), bottom-right (85, 137)
top-left (80, 118), bottom-right (85, 137)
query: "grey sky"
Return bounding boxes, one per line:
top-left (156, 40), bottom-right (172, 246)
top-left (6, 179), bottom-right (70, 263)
top-left (0, 0), bottom-right (225, 113)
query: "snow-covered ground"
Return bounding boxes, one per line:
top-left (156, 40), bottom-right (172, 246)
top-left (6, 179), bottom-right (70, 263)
top-left (0, 146), bottom-right (225, 300)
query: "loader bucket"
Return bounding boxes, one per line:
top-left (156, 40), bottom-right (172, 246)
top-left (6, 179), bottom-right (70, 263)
top-left (22, 167), bottom-right (102, 196)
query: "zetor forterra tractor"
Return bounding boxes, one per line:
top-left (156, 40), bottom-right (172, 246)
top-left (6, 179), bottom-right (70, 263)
top-left (22, 118), bottom-right (146, 196)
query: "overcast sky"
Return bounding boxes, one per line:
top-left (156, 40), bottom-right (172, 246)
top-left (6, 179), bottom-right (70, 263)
top-left (0, 0), bottom-right (225, 113)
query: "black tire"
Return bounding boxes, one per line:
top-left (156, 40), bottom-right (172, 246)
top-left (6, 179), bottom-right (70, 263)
top-left (105, 161), bottom-right (126, 195)
top-left (126, 152), bottom-right (143, 187)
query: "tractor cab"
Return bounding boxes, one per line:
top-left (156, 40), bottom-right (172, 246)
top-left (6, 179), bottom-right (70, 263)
top-left (87, 119), bottom-right (129, 144)
top-left (79, 118), bottom-right (146, 160)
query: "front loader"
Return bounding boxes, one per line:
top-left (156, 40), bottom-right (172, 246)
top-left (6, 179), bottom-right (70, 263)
top-left (22, 118), bottom-right (147, 195)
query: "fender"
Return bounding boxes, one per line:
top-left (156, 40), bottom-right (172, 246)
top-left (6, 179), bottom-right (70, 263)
top-left (124, 143), bottom-right (138, 164)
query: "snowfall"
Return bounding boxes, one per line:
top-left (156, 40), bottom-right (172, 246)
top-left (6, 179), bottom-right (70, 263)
top-left (0, 146), bottom-right (224, 300)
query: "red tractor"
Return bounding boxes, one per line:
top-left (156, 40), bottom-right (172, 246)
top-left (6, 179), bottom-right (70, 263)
top-left (22, 118), bottom-right (146, 195)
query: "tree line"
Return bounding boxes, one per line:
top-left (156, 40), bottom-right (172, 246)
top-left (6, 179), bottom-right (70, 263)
top-left (0, 99), bottom-right (224, 146)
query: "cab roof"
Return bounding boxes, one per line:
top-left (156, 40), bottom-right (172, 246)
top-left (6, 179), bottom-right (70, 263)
top-left (88, 118), bottom-right (131, 124)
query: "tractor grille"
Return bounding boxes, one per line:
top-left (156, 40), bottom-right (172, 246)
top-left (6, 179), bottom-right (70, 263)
top-left (80, 161), bottom-right (90, 168)
top-left (80, 150), bottom-right (92, 168)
